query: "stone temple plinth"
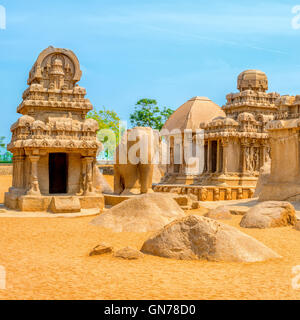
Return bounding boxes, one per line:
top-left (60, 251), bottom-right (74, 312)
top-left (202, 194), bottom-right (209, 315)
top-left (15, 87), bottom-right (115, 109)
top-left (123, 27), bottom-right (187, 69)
top-left (5, 46), bottom-right (104, 212)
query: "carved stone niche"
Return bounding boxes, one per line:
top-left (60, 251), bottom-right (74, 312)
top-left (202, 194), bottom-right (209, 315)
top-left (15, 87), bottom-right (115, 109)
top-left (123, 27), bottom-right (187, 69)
top-left (199, 187), bottom-right (208, 201)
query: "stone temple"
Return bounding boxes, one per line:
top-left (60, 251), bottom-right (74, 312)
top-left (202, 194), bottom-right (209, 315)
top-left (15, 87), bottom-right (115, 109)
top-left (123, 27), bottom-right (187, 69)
top-left (156, 70), bottom-right (280, 201)
top-left (5, 47), bottom-right (104, 212)
top-left (259, 94), bottom-right (300, 202)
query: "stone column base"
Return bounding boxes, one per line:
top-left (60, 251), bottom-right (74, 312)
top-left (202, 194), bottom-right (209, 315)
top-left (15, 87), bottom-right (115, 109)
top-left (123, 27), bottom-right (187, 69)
top-left (4, 192), bottom-right (104, 213)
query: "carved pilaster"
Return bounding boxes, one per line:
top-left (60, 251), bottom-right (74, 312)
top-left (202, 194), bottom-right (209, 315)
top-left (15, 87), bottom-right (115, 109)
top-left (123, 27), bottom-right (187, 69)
top-left (207, 140), bottom-right (211, 173)
top-left (27, 155), bottom-right (40, 195)
top-left (13, 155), bottom-right (25, 188)
top-left (221, 138), bottom-right (229, 174)
top-left (82, 156), bottom-right (95, 195)
top-left (240, 139), bottom-right (250, 174)
top-left (216, 140), bottom-right (220, 173)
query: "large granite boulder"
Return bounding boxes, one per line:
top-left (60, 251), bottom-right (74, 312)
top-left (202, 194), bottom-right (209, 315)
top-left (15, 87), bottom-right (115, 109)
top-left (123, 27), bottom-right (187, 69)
top-left (141, 215), bottom-right (281, 262)
top-left (240, 201), bottom-right (296, 229)
top-left (90, 193), bottom-right (185, 232)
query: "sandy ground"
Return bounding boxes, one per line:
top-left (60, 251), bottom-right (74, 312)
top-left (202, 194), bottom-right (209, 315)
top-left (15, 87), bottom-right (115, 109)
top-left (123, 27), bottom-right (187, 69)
top-left (0, 176), bottom-right (11, 203)
top-left (0, 175), bottom-right (299, 300)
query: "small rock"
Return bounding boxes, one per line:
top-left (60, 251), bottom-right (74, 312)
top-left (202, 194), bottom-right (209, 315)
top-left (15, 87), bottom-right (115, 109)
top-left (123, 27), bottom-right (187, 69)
top-left (173, 195), bottom-right (190, 207)
top-left (191, 201), bottom-right (200, 209)
top-left (114, 247), bottom-right (144, 260)
top-left (295, 221), bottom-right (300, 231)
top-left (204, 206), bottom-right (232, 220)
top-left (89, 243), bottom-right (113, 256)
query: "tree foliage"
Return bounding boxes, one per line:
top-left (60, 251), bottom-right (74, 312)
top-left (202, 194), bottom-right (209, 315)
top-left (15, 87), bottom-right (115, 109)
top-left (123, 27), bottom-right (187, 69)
top-left (0, 136), bottom-right (12, 163)
top-left (0, 136), bottom-right (6, 149)
top-left (87, 107), bottom-right (123, 160)
top-left (130, 99), bottom-right (174, 130)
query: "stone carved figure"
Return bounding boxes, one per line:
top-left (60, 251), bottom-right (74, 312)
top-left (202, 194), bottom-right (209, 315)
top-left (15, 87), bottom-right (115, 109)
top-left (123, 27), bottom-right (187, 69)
top-left (213, 188), bottom-right (220, 201)
top-left (199, 188), bottom-right (208, 201)
top-left (225, 188), bottom-right (232, 200)
top-left (265, 147), bottom-right (271, 163)
top-left (245, 147), bottom-right (252, 172)
top-left (114, 127), bottom-right (160, 195)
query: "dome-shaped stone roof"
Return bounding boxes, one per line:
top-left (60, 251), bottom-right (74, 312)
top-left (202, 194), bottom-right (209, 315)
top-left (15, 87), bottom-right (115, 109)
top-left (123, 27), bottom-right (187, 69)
top-left (162, 96), bottom-right (225, 132)
top-left (237, 70), bottom-right (268, 92)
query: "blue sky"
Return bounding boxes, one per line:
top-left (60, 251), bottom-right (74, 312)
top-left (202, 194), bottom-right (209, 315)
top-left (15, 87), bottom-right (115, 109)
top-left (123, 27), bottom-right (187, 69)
top-left (0, 0), bottom-right (300, 144)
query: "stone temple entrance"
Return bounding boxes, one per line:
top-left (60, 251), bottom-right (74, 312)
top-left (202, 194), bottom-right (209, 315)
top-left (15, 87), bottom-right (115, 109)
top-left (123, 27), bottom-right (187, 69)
top-left (49, 153), bottom-right (67, 194)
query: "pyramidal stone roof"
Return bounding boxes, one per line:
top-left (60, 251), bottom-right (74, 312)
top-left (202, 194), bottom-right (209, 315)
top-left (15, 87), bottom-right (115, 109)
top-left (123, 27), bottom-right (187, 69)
top-left (162, 96), bottom-right (226, 132)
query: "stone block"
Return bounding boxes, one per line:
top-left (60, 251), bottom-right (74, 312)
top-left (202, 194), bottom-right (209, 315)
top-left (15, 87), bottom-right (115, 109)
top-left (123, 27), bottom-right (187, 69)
top-left (79, 195), bottom-right (104, 210)
top-left (4, 192), bottom-right (18, 210)
top-left (18, 196), bottom-right (51, 212)
top-left (49, 196), bottom-right (81, 213)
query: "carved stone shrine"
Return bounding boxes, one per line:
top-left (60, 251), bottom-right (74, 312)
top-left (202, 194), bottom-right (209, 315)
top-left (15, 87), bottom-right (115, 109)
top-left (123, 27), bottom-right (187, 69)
top-left (5, 46), bottom-right (104, 212)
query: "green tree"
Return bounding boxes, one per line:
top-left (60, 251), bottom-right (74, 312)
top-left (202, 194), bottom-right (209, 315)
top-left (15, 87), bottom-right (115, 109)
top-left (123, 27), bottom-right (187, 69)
top-left (0, 136), bottom-right (12, 163)
top-left (130, 99), bottom-right (174, 130)
top-left (0, 136), bottom-right (6, 149)
top-left (87, 107), bottom-right (123, 160)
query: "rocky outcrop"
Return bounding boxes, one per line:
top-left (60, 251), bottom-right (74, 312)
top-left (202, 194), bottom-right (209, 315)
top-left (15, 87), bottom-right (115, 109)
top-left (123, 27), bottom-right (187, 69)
top-left (240, 201), bottom-right (296, 229)
top-left (90, 193), bottom-right (185, 232)
top-left (141, 215), bottom-right (281, 262)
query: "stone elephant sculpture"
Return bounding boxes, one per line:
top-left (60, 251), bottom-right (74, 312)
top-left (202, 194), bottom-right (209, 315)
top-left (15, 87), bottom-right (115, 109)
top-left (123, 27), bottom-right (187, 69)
top-left (114, 127), bottom-right (160, 195)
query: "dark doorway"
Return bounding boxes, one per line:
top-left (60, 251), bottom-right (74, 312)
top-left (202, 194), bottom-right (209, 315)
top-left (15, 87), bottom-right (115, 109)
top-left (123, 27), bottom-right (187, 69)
top-left (174, 164), bottom-right (180, 173)
top-left (49, 153), bottom-right (68, 194)
top-left (211, 141), bottom-right (217, 173)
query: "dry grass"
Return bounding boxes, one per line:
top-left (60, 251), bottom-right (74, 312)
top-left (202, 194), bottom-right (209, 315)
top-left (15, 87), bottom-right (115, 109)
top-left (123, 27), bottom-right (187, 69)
top-left (0, 175), bottom-right (299, 300)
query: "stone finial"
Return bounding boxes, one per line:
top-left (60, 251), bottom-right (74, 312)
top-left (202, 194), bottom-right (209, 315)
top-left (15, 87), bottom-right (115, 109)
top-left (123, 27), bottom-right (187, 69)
top-left (237, 69), bottom-right (268, 92)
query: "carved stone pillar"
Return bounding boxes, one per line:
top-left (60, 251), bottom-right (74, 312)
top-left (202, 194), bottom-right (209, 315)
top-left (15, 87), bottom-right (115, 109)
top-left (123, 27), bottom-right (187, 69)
top-left (12, 155), bottom-right (17, 188)
top-left (204, 142), bottom-right (208, 173)
top-left (222, 139), bottom-right (229, 175)
top-left (13, 155), bottom-right (25, 188)
top-left (169, 147), bottom-right (174, 173)
top-left (82, 156), bottom-right (95, 195)
top-left (260, 144), bottom-right (266, 167)
top-left (207, 140), bottom-right (211, 173)
top-left (27, 155), bottom-right (40, 195)
top-left (216, 140), bottom-right (220, 173)
top-left (241, 144), bottom-right (247, 174)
